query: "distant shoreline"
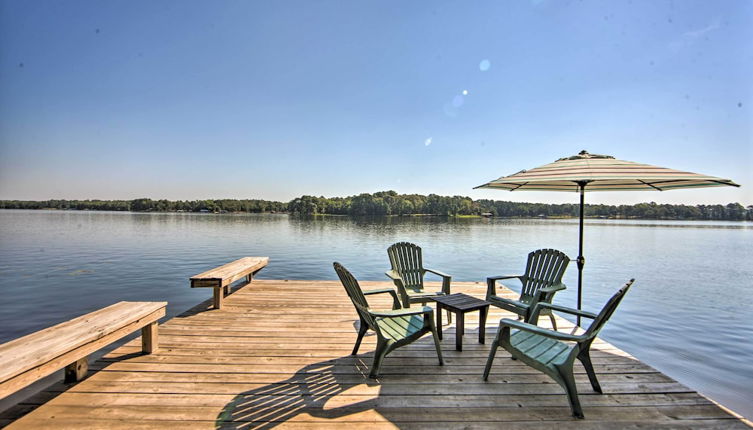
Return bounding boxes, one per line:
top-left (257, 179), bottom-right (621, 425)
top-left (1, 208), bottom-right (751, 223)
top-left (1, 191), bottom-right (751, 221)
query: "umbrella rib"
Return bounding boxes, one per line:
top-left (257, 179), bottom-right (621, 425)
top-left (638, 180), bottom-right (664, 191)
top-left (642, 179), bottom-right (740, 188)
top-left (708, 179), bottom-right (740, 187)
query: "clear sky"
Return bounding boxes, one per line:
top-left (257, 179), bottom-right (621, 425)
top-left (1, 0), bottom-right (751, 205)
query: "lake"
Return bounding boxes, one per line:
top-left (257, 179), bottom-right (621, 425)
top-left (0, 210), bottom-right (751, 419)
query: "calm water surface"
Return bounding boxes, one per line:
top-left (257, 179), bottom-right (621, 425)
top-left (0, 210), bottom-right (751, 419)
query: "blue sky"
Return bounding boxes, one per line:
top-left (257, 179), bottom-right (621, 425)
top-left (1, 0), bottom-right (751, 205)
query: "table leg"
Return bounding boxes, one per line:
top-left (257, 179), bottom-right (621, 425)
top-left (479, 306), bottom-right (488, 344)
top-left (436, 303), bottom-right (443, 340)
top-left (456, 312), bottom-right (464, 351)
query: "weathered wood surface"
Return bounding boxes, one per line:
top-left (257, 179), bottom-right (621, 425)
top-left (190, 257), bottom-right (269, 288)
top-left (0, 301), bottom-right (166, 400)
top-left (190, 257), bottom-right (269, 309)
top-left (2, 281), bottom-right (750, 429)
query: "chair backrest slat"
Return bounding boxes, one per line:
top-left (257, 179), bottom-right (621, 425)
top-left (334, 262), bottom-right (378, 330)
top-left (521, 249), bottom-right (570, 298)
top-left (388, 242), bottom-right (424, 292)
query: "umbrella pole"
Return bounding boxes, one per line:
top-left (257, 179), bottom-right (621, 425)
top-left (576, 182), bottom-right (586, 327)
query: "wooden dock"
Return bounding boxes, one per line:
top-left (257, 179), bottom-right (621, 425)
top-left (2, 280), bottom-right (750, 429)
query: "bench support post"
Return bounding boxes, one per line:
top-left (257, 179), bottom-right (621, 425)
top-left (213, 287), bottom-right (223, 309)
top-left (141, 322), bottom-right (159, 354)
top-left (246, 267), bottom-right (263, 284)
top-left (64, 357), bottom-right (88, 383)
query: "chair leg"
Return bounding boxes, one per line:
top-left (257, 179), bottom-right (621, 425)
top-left (549, 313), bottom-right (558, 331)
top-left (427, 317), bottom-right (444, 366)
top-left (482, 339), bottom-right (499, 381)
top-left (557, 365), bottom-right (584, 419)
top-left (352, 319), bottom-right (368, 356)
top-left (446, 308), bottom-right (452, 324)
top-left (578, 350), bottom-right (602, 393)
top-left (369, 338), bottom-right (390, 379)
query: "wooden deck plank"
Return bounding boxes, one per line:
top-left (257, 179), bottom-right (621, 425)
top-left (3, 280), bottom-right (750, 429)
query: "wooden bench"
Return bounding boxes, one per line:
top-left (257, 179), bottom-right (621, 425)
top-left (190, 256), bottom-right (269, 309)
top-left (0, 301), bottom-right (166, 400)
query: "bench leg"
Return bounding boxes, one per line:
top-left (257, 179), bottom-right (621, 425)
top-left (213, 287), bottom-right (223, 309)
top-left (64, 357), bottom-right (88, 383)
top-left (142, 322), bottom-right (159, 354)
top-left (247, 268), bottom-right (263, 284)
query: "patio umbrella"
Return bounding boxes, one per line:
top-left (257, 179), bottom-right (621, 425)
top-left (474, 150), bottom-right (740, 325)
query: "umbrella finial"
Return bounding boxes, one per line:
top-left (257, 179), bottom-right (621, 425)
top-left (557, 151), bottom-right (615, 162)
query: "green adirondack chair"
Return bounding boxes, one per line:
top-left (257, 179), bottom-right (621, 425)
top-left (386, 242), bottom-right (452, 313)
top-left (483, 279), bottom-right (635, 418)
top-left (486, 249), bottom-right (569, 330)
top-left (334, 262), bottom-right (444, 378)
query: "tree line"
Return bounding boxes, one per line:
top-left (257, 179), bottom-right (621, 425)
top-left (0, 198), bottom-right (286, 213)
top-left (1, 191), bottom-right (751, 221)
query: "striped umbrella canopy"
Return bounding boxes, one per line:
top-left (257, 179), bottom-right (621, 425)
top-left (474, 150), bottom-right (739, 325)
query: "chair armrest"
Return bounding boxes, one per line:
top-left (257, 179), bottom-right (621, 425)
top-left (487, 296), bottom-right (529, 314)
top-left (363, 288), bottom-right (396, 296)
top-left (499, 318), bottom-right (585, 342)
top-left (385, 270), bottom-right (402, 281)
top-left (489, 296), bottom-right (525, 305)
top-left (531, 302), bottom-right (598, 321)
top-left (363, 288), bottom-right (401, 310)
top-left (425, 268), bottom-right (451, 279)
top-left (486, 275), bottom-right (523, 298)
top-left (425, 268), bottom-right (451, 294)
top-left (487, 274), bottom-right (524, 282)
top-left (539, 283), bottom-right (566, 294)
top-left (385, 270), bottom-right (410, 308)
top-left (371, 306), bottom-right (433, 318)
top-left (533, 283), bottom-right (567, 306)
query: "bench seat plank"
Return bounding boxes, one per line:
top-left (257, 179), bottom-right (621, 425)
top-left (0, 301), bottom-right (166, 399)
top-left (190, 257), bottom-right (269, 309)
top-left (190, 257), bottom-right (269, 288)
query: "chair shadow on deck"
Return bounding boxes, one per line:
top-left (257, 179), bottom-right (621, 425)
top-left (215, 362), bottom-right (370, 429)
top-left (211, 320), bottom-right (697, 429)
top-left (214, 333), bottom-right (441, 430)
